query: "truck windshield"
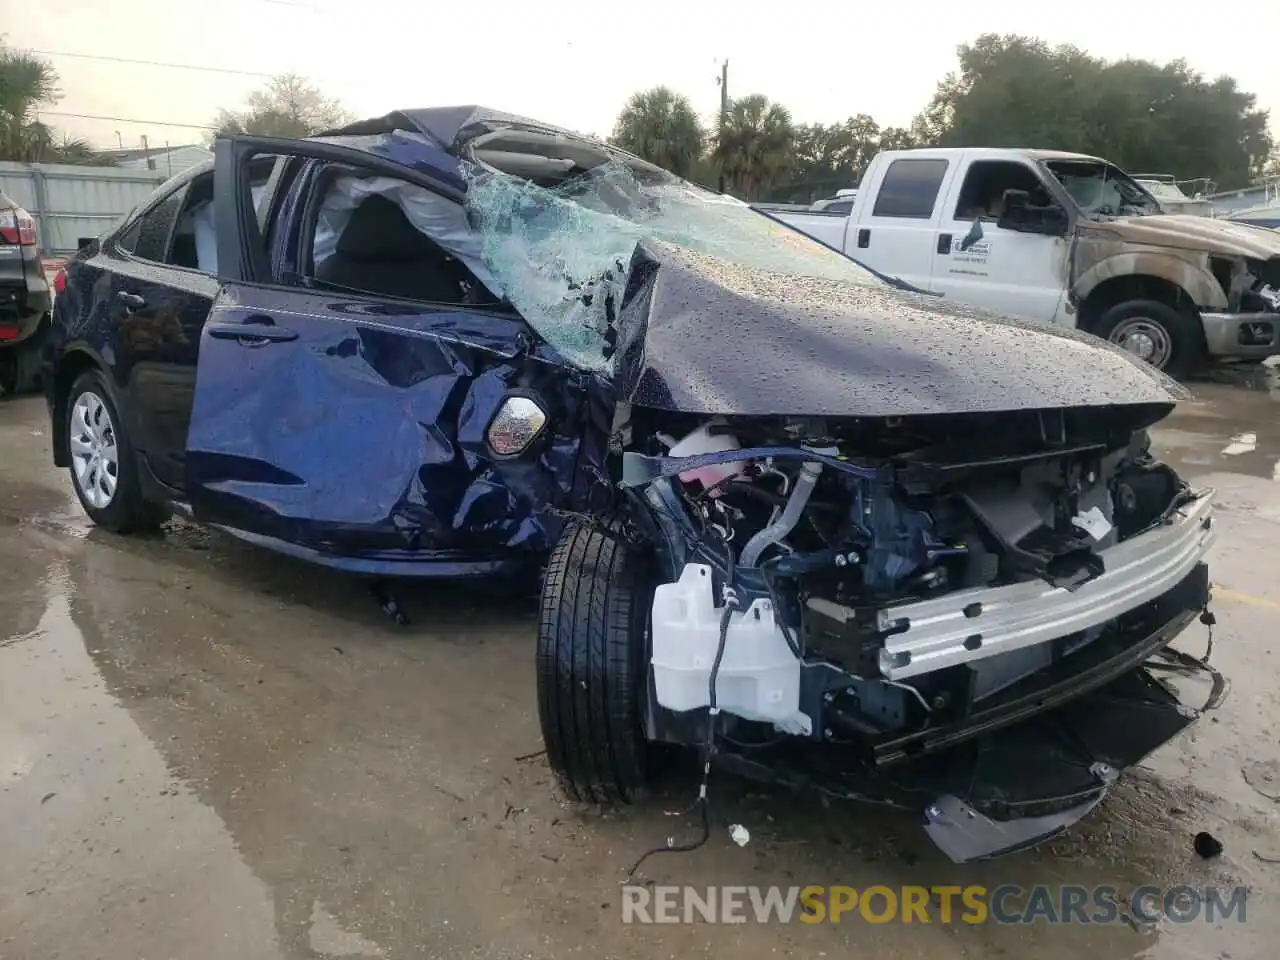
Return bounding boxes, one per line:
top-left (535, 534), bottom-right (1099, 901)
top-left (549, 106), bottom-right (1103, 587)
top-left (463, 159), bottom-right (882, 371)
top-left (1045, 160), bottom-right (1162, 218)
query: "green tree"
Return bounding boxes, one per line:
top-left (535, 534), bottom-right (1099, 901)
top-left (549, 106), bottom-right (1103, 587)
top-left (878, 126), bottom-right (919, 151)
top-left (712, 94), bottom-right (796, 200)
top-left (0, 38), bottom-right (105, 164)
top-left (773, 114), bottom-right (880, 201)
top-left (212, 73), bottom-right (352, 141)
top-left (609, 86), bottom-right (705, 178)
top-left (917, 34), bottom-right (1272, 190)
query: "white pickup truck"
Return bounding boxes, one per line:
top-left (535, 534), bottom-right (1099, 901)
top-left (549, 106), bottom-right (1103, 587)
top-left (769, 147), bottom-right (1280, 377)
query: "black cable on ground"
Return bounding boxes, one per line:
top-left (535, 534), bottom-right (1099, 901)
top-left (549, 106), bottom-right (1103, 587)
top-left (625, 537), bottom-right (739, 880)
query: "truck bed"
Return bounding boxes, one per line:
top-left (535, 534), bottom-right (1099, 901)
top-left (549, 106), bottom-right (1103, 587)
top-left (754, 207), bottom-right (850, 252)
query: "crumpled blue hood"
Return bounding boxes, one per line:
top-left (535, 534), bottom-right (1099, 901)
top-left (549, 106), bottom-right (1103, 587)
top-left (610, 240), bottom-right (1189, 417)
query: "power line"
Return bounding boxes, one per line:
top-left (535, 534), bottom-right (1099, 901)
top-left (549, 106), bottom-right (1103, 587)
top-left (39, 111), bottom-right (218, 130)
top-left (29, 49), bottom-right (274, 78)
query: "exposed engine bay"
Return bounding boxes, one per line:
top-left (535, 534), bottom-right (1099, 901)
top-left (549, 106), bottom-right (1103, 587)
top-left (617, 404), bottom-right (1217, 777)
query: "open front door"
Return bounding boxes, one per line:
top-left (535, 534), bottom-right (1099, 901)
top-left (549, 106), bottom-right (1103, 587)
top-left (185, 136), bottom-right (588, 574)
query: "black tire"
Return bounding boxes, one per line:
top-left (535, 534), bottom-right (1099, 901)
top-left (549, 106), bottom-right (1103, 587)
top-left (1092, 299), bottom-right (1205, 378)
top-left (0, 315), bottom-right (48, 396)
top-left (537, 517), bottom-right (653, 805)
top-left (65, 370), bottom-right (167, 533)
top-left (0, 351), bottom-right (16, 397)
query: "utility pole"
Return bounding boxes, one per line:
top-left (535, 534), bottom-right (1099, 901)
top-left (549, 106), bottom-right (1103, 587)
top-left (717, 59), bottom-right (729, 193)
top-left (141, 134), bottom-right (155, 171)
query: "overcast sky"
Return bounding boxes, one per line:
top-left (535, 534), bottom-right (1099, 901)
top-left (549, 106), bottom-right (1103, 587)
top-left (5, 0), bottom-right (1278, 152)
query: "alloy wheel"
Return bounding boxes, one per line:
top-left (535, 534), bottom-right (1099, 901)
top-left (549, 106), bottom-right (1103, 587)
top-left (70, 391), bottom-right (119, 509)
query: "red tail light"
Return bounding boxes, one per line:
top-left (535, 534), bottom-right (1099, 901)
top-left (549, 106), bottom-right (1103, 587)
top-left (54, 267), bottom-right (67, 294)
top-left (1, 207), bottom-right (37, 246)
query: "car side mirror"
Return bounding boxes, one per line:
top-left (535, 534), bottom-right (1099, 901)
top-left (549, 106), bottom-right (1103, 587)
top-left (998, 189), bottom-right (1068, 236)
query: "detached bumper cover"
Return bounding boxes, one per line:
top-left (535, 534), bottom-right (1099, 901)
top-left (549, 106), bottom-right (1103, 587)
top-left (920, 654), bottom-right (1217, 862)
top-left (712, 560), bottom-right (1219, 863)
top-left (878, 489), bottom-right (1215, 680)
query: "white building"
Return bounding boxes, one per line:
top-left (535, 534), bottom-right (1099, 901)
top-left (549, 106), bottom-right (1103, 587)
top-left (101, 144), bottom-right (213, 179)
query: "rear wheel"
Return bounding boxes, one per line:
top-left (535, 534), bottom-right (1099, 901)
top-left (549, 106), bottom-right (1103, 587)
top-left (65, 370), bottom-right (167, 533)
top-left (0, 351), bottom-right (16, 396)
top-left (536, 517), bottom-right (654, 805)
top-left (0, 315), bottom-right (49, 396)
top-left (1093, 299), bottom-right (1205, 378)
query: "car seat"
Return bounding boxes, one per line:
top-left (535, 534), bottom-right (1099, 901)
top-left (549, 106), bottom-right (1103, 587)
top-left (316, 193), bottom-right (465, 303)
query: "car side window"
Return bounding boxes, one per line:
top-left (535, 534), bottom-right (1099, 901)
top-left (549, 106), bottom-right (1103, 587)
top-left (953, 161), bottom-right (1053, 221)
top-left (124, 189), bottom-right (186, 261)
top-left (872, 158), bottom-right (949, 219)
top-left (303, 167), bottom-right (499, 307)
top-left (121, 162), bottom-right (279, 274)
top-left (167, 173), bottom-right (216, 272)
top-left (115, 218), bottom-right (142, 255)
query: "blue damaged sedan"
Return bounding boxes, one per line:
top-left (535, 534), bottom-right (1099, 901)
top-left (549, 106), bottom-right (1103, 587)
top-left (42, 106), bottom-right (1222, 863)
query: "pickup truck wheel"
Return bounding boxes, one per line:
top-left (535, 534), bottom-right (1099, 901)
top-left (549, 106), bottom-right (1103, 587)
top-left (1094, 300), bottom-right (1205, 378)
top-left (65, 371), bottom-right (167, 533)
top-left (536, 516), bottom-right (654, 806)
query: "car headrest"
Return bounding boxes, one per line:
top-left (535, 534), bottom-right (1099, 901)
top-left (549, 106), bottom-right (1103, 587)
top-left (335, 193), bottom-right (437, 263)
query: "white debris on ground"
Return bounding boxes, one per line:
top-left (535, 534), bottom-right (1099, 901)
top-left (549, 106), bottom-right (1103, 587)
top-left (1222, 432), bottom-right (1257, 455)
top-left (729, 824), bottom-right (750, 847)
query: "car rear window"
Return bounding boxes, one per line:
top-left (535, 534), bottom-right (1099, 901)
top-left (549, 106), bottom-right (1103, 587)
top-left (126, 190), bottom-right (186, 261)
top-left (872, 158), bottom-right (949, 219)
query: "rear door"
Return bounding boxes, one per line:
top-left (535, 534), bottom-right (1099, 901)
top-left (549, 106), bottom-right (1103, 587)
top-left (104, 160), bottom-right (282, 491)
top-left (186, 136), bottom-right (583, 564)
top-left (850, 153), bottom-right (958, 290)
top-left (98, 176), bottom-right (220, 490)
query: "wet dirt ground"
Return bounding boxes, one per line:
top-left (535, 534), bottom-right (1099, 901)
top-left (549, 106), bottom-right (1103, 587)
top-left (2, 375), bottom-right (1279, 960)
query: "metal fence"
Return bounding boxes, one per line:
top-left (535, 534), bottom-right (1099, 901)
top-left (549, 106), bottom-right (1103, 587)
top-left (0, 161), bottom-right (168, 257)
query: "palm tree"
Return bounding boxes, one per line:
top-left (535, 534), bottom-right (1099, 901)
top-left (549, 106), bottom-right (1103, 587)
top-left (712, 94), bottom-right (796, 200)
top-left (610, 87), bottom-right (706, 178)
top-left (0, 38), bottom-right (108, 164)
top-left (0, 40), bottom-right (58, 160)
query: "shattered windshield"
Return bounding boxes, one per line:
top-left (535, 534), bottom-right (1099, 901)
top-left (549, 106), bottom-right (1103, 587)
top-left (1137, 180), bottom-right (1187, 204)
top-left (1045, 160), bottom-right (1161, 218)
top-left (463, 160), bottom-right (882, 371)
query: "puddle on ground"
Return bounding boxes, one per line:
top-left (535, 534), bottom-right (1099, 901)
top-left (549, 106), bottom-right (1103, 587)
top-left (1154, 378), bottom-right (1280, 483)
top-left (1192, 359), bottom-right (1280, 397)
top-left (0, 566), bottom-right (292, 960)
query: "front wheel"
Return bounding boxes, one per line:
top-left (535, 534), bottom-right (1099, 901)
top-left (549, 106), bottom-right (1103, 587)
top-left (1093, 299), bottom-right (1205, 378)
top-left (65, 370), bottom-right (167, 533)
top-left (536, 518), bottom-right (654, 806)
